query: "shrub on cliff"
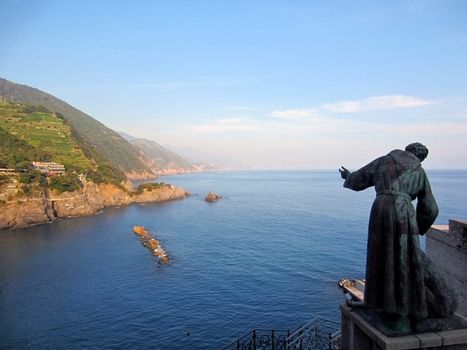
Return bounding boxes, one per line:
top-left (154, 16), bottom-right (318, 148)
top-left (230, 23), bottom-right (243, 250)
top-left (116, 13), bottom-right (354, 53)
top-left (48, 173), bottom-right (82, 194)
top-left (20, 170), bottom-right (46, 185)
top-left (134, 182), bottom-right (168, 195)
top-left (19, 170), bottom-right (46, 196)
top-left (86, 164), bottom-right (127, 190)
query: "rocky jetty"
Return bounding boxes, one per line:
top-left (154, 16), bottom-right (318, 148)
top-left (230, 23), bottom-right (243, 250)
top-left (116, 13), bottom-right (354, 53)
top-left (133, 226), bottom-right (169, 264)
top-left (204, 192), bottom-right (222, 202)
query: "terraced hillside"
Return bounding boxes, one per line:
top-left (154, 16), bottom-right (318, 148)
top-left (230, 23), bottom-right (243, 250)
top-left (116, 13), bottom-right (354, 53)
top-left (0, 104), bottom-right (91, 171)
top-left (0, 78), bottom-right (153, 177)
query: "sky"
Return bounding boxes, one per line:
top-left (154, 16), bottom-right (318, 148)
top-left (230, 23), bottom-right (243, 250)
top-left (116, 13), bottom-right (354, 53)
top-left (1, 0), bottom-right (467, 169)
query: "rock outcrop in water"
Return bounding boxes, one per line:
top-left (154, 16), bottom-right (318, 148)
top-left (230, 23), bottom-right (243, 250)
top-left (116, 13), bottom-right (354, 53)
top-left (133, 226), bottom-right (169, 264)
top-left (0, 179), bottom-right (190, 230)
top-left (204, 192), bottom-right (222, 202)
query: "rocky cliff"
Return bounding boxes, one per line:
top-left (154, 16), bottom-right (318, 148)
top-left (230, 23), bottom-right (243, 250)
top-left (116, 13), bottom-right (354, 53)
top-left (0, 179), bottom-right (189, 230)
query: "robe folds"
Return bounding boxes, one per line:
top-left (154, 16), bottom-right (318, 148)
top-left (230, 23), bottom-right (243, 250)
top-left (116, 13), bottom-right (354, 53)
top-left (344, 149), bottom-right (456, 320)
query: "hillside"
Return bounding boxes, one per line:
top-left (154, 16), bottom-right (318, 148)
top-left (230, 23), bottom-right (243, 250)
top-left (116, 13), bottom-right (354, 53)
top-left (131, 138), bottom-right (195, 173)
top-left (0, 126), bottom-right (51, 169)
top-left (118, 132), bottom-right (195, 174)
top-left (0, 101), bottom-right (129, 186)
top-left (0, 78), bottom-right (153, 178)
top-left (0, 103), bottom-right (91, 171)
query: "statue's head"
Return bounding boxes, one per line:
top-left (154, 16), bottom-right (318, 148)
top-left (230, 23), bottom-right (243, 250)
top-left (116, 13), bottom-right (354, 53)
top-left (405, 142), bottom-right (429, 162)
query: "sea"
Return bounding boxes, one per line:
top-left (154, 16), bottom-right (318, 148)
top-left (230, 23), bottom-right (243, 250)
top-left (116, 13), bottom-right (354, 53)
top-left (0, 170), bottom-right (466, 349)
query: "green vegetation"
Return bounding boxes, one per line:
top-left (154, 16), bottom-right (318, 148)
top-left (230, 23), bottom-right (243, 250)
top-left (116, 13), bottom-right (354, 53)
top-left (0, 101), bottom-right (128, 189)
top-left (0, 127), bottom-right (51, 169)
top-left (19, 170), bottom-right (46, 185)
top-left (86, 164), bottom-right (126, 188)
top-left (134, 182), bottom-right (169, 195)
top-left (0, 103), bottom-right (92, 170)
top-left (48, 173), bottom-right (82, 194)
top-left (0, 78), bottom-right (152, 175)
top-left (19, 170), bottom-right (46, 196)
top-left (20, 105), bottom-right (52, 114)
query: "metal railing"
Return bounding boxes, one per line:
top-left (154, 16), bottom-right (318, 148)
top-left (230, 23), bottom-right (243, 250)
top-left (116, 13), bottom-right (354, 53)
top-left (222, 319), bottom-right (341, 350)
top-left (286, 318), bottom-right (341, 350)
top-left (222, 329), bottom-right (291, 350)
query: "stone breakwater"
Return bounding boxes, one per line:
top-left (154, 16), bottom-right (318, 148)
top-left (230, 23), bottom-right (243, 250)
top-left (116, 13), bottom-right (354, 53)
top-left (133, 226), bottom-right (169, 264)
top-left (0, 180), bottom-right (190, 230)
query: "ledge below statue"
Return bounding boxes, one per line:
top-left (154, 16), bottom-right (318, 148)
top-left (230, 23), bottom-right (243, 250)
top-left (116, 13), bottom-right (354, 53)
top-left (341, 304), bottom-right (467, 350)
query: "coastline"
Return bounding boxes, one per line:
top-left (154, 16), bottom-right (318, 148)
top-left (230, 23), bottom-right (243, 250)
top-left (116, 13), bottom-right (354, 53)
top-left (0, 179), bottom-right (190, 230)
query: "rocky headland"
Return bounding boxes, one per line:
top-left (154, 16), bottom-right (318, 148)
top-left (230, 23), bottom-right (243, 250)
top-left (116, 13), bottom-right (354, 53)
top-left (0, 177), bottom-right (189, 230)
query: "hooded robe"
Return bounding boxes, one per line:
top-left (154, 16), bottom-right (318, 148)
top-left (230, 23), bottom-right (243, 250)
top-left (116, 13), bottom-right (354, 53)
top-left (344, 149), bottom-right (456, 320)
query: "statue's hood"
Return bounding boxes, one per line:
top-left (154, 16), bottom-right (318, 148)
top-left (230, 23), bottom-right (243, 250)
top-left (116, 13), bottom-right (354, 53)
top-left (387, 149), bottom-right (421, 172)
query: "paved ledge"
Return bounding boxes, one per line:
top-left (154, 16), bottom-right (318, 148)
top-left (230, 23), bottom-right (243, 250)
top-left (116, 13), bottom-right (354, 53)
top-left (341, 304), bottom-right (467, 350)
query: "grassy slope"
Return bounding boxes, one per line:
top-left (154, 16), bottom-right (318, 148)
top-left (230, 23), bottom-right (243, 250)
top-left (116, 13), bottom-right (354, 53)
top-left (0, 126), bottom-right (50, 169)
top-left (0, 104), bottom-right (92, 171)
top-left (0, 78), bottom-right (151, 175)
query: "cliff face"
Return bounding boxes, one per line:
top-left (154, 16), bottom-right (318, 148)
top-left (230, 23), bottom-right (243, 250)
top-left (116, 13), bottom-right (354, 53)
top-left (0, 180), bottom-right (189, 230)
top-left (0, 195), bottom-right (52, 229)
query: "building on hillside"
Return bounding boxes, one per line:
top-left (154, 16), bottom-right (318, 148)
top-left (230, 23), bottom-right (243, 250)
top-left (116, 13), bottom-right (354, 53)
top-left (32, 161), bottom-right (66, 175)
top-left (0, 95), bottom-right (6, 106)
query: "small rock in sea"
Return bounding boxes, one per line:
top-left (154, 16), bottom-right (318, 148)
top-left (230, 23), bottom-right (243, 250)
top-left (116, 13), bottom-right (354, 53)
top-left (204, 192), bottom-right (222, 202)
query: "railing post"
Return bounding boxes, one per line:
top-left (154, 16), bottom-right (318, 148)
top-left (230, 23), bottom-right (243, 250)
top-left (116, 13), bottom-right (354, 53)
top-left (236, 339), bottom-right (240, 350)
top-left (285, 330), bottom-right (290, 350)
top-left (253, 330), bottom-right (256, 350)
top-left (272, 330), bottom-right (275, 350)
top-left (299, 328), bottom-right (303, 350)
top-left (328, 333), bottom-right (332, 350)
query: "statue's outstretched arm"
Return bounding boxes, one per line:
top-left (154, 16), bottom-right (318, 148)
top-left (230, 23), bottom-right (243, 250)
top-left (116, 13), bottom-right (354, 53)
top-left (342, 157), bottom-right (381, 191)
top-left (339, 166), bottom-right (350, 179)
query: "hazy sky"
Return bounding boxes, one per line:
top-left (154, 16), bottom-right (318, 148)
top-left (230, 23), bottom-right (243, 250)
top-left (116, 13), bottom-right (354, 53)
top-left (1, 0), bottom-right (467, 169)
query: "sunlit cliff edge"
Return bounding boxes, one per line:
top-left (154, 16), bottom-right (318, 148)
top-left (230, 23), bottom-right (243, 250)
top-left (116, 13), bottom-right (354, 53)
top-left (0, 177), bottom-right (189, 230)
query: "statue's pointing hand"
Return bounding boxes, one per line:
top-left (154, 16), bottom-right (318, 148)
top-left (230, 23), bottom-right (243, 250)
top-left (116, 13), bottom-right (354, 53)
top-left (339, 166), bottom-right (350, 180)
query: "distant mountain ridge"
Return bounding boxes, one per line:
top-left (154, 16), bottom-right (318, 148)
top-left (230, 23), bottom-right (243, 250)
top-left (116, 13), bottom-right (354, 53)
top-left (165, 145), bottom-right (250, 171)
top-left (118, 132), bottom-right (196, 174)
top-left (0, 78), bottom-right (152, 179)
top-left (120, 133), bottom-right (250, 173)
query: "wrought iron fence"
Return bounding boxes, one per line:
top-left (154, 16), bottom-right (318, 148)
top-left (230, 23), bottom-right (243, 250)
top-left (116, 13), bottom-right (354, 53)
top-left (286, 318), bottom-right (341, 350)
top-left (221, 319), bottom-right (341, 350)
top-left (222, 329), bottom-right (291, 350)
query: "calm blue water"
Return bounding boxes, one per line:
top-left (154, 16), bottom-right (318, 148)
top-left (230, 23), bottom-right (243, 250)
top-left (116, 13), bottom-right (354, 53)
top-left (0, 170), bottom-right (466, 349)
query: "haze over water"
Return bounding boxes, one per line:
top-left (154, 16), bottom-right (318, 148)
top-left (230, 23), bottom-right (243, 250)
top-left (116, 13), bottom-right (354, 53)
top-left (0, 170), bottom-right (466, 349)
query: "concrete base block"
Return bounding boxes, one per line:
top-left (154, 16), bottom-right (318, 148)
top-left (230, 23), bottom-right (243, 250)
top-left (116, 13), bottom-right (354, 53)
top-left (341, 304), bottom-right (467, 350)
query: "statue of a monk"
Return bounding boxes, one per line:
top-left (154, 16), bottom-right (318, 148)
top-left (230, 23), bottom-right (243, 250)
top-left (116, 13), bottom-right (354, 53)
top-left (340, 143), bottom-right (457, 334)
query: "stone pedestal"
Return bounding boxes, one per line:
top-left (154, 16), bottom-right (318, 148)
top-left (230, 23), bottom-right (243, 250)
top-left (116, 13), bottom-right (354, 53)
top-left (427, 220), bottom-right (467, 316)
top-left (341, 304), bottom-right (467, 350)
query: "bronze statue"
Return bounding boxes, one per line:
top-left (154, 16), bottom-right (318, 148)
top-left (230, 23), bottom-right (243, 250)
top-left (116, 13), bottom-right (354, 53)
top-left (340, 143), bottom-right (457, 334)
